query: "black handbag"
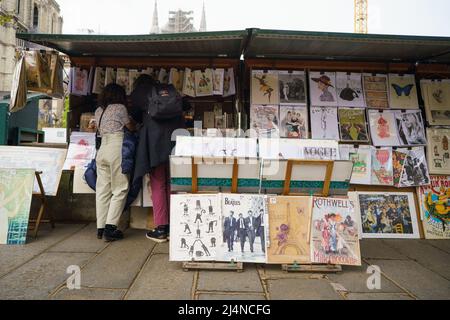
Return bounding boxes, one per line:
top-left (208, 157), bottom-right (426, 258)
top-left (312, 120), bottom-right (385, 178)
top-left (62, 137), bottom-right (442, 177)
top-left (95, 106), bottom-right (107, 150)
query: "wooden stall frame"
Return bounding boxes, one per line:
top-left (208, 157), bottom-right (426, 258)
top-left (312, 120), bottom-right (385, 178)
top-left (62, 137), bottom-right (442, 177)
top-left (28, 171), bottom-right (55, 239)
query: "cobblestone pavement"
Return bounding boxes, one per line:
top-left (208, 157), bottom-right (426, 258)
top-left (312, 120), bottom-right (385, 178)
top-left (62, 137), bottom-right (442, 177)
top-left (0, 223), bottom-right (449, 300)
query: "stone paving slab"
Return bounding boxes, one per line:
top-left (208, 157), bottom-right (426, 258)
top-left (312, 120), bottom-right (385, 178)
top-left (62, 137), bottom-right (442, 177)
top-left (368, 259), bottom-right (450, 300)
top-left (327, 262), bottom-right (404, 294)
top-left (360, 239), bottom-right (408, 260)
top-left (383, 239), bottom-right (450, 280)
top-left (345, 293), bottom-right (414, 300)
top-left (153, 242), bottom-right (169, 254)
top-left (261, 265), bottom-right (326, 280)
top-left (125, 254), bottom-right (194, 300)
top-left (0, 224), bottom-right (87, 278)
top-left (49, 223), bottom-right (110, 254)
top-left (0, 252), bottom-right (93, 300)
top-left (198, 293), bottom-right (266, 300)
top-left (52, 287), bottom-right (126, 300)
top-left (80, 229), bottom-right (155, 289)
top-left (425, 240), bottom-right (450, 255)
top-left (268, 278), bottom-right (343, 300)
top-left (197, 265), bottom-right (264, 293)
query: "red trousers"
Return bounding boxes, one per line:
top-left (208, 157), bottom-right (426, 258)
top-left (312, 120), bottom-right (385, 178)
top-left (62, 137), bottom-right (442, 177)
top-left (150, 163), bottom-right (171, 227)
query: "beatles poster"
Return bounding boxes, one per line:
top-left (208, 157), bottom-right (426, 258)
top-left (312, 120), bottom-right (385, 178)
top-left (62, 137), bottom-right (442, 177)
top-left (170, 194), bottom-right (221, 262)
top-left (421, 79), bottom-right (450, 126)
top-left (371, 147), bottom-right (394, 186)
top-left (311, 197), bottom-right (361, 266)
top-left (279, 105), bottom-right (309, 139)
top-left (310, 106), bottom-right (340, 140)
top-left (267, 196), bottom-right (312, 264)
top-left (418, 176), bottom-right (450, 239)
top-left (309, 72), bottom-right (338, 107)
top-left (336, 72), bottom-right (365, 107)
top-left (218, 194), bottom-right (267, 263)
top-left (427, 128), bottom-right (450, 175)
top-left (251, 70), bottom-right (280, 105)
top-left (388, 74), bottom-right (419, 109)
top-left (354, 192), bottom-right (420, 239)
top-left (362, 74), bottom-right (390, 109)
top-left (338, 108), bottom-right (369, 142)
top-left (368, 110), bottom-right (400, 146)
top-left (278, 71), bottom-right (307, 104)
top-left (395, 110), bottom-right (427, 146)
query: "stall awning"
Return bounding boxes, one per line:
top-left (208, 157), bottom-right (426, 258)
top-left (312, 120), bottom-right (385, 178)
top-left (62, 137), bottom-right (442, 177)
top-left (244, 29), bottom-right (450, 63)
top-left (16, 31), bottom-right (248, 58)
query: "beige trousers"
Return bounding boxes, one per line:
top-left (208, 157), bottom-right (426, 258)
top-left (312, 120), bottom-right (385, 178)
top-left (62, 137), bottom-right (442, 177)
top-left (96, 132), bottom-right (129, 229)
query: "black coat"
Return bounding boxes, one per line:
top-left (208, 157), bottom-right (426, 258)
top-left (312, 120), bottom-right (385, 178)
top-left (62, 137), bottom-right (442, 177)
top-left (130, 83), bottom-right (185, 182)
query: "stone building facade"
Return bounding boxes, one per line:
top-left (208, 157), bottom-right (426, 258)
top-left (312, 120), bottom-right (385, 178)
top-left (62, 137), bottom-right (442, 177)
top-left (0, 0), bottom-right (63, 92)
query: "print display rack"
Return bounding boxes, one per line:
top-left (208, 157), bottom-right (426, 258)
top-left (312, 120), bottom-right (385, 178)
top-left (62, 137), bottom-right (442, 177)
top-left (182, 156), bottom-right (244, 272)
top-left (29, 171), bottom-right (54, 239)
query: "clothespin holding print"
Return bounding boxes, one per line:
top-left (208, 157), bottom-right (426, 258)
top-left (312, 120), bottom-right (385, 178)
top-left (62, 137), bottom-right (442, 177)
top-left (309, 190), bottom-right (314, 198)
top-left (230, 259), bottom-right (236, 267)
top-left (292, 261), bottom-right (300, 270)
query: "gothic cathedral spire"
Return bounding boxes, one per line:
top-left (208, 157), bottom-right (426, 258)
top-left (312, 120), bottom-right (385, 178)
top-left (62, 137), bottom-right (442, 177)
top-left (150, 0), bottom-right (160, 34)
top-left (199, 2), bottom-right (207, 32)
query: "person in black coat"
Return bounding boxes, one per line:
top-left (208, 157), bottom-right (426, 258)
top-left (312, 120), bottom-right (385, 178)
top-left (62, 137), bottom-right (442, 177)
top-left (223, 211), bottom-right (237, 252)
top-left (130, 75), bottom-right (186, 243)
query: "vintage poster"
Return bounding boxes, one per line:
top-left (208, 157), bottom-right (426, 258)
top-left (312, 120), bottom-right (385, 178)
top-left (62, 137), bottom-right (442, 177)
top-left (279, 105), bottom-right (309, 139)
top-left (9, 54), bottom-right (27, 113)
top-left (182, 68), bottom-right (196, 97)
top-left (368, 110), bottom-right (400, 146)
top-left (170, 194), bottom-right (221, 262)
top-left (80, 113), bottom-right (97, 132)
top-left (355, 192), bottom-right (420, 239)
top-left (310, 106), bottom-right (339, 140)
top-left (169, 68), bottom-right (184, 93)
top-left (309, 72), bottom-right (338, 107)
top-left (127, 69), bottom-right (141, 95)
top-left (71, 67), bottom-right (89, 96)
top-left (266, 196), bottom-right (312, 264)
top-left (421, 79), bottom-right (450, 126)
top-left (426, 128), bottom-right (450, 175)
top-left (338, 108), bottom-right (369, 142)
top-left (399, 147), bottom-right (431, 187)
top-left (393, 150), bottom-right (408, 187)
top-left (223, 68), bottom-right (236, 97)
top-left (371, 147), bottom-right (394, 186)
top-left (311, 197), bottom-right (361, 266)
top-left (105, 67), bottom-right (116, 86)
top-left (250, 105), bottom-right (280, 138)
top-left (115, 68), bottom-right (129, 91)
top-left (348, 146), bottom-right (372, 185)
top-left (251, 70), bottom-right (280, 105)
top-left (217, 194), bottom-right (267, 263)
top-left (0, 169), bottom-right (35, 245)
top-left (158, 68), bottom-right (169, 84)
top-left (362, 74), bottom-right (390, 109)
top-left (24, 51), bottom-right (52, 93)
top-left (194, 69), bottom-right (214, 97)
top-left (388, 74), bottom-right (419, 109)
top-left (336, 72), bottom-right (365, 107)
top-left (0, 146), bottom-right (67, 196)
top-left (418, 176), bottom-right (450, 239)
top-left (395, 110), bottom-right (427, 146)
top-left (212, 68), bottom-right (225, 95)
top-left (278, 71), bottom-right (307, 104)
top-left (92, 67), bottom-right (106, 95)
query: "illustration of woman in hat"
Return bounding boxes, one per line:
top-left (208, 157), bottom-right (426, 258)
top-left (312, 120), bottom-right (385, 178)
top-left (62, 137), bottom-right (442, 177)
top-left (312, 75), bottom-right (335, 102)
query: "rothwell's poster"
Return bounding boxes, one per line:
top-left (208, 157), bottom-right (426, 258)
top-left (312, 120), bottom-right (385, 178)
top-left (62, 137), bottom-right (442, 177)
top-left (311, 197), bottom-right (361, 266)
top-left (418, 176), bottom-right (450, 239)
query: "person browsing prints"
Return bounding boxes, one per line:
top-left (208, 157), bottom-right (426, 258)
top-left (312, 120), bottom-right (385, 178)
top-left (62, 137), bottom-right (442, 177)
top-left (95, 84), bottom-right (136, 242)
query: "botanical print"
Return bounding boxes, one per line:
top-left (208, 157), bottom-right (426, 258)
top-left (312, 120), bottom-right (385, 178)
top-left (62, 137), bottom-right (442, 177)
top-left (395, 110), bottom-right (427, 146)
top-left (311, 197), bottom-right (361, 266)
top-left (217, 194), bottom-right (267, 263)
top-left (127, 70), bottom-right (141, 95)
top-left (250, 105), bottom-right (280, 138)
top-left (170, 194), bottom-right (221, 262)
top-left (267, 196), bottom-right (312, 264)
top-left (223, 68), bottom-right (236, 97)
top-left (421, 80), bottom-right (450, 126)
top-left (116, 68), bottom-right (129, 91)
top-left (362, 74), bottom-right (390, 109)
top-left (0, 169), bottom-right (35, 245)
top-left (388, 74), bottom-right (419, 109)
top-left (310, 106), bottom-right (339, 140)
top-left (393, 150), bottom-right (407, 187)
top-left (338, 108), bottom-right (369, 142)
top-left (158, 68), bottom-right (169, 84)
top-left (105, 67), bottom-right (116, 86)
top-left (169, 68), bottom-right (184, 93)
top-left (212, 68), bottom-right (225, 95)
top-left (348, 146), bottom-right (372, 185)
top-left (279, 105), bottom-right (309, 139)
top-left (336, 72), bottom-right (365, 107)
top-left (278, 71), bottom-right (307, 104)
top-left (182, 68), bottom-right (196, 97)
top-left (355, 192), bottom-right (420, 239)
top-left (371, 147), bottom-right (394, 186)
top-left (309, 72), bottom-right (338, 107)
top-left (368, 110), bottom-right (400, 146)
top-left (194, 69), bottom-right (214, 97)
top-left (251, 70), bottom-right (280, 105)
top-left (427, 128), bottom-right (450, 175)
top-left (92, 67), bottom-right (106, 95)
top-left (399, 147), bottom-right (430, 187)
top-left (418, 176), bottom-right (450, 239)
top-left (71, 67), bottom-right (89, 96)
top-left (0, 146), bottom-right (67, 196)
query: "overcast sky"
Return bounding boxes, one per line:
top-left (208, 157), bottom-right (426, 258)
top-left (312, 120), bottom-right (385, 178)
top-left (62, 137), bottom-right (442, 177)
top-left (57, 0), bottom-right (450, 37)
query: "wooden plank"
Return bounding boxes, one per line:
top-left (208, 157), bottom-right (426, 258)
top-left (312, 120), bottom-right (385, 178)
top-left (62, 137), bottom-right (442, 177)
top-left (182, 261), bottom-right (244, 272)
top-left (191, 159), bottom-right (198, 194)
top-left (282, 160), bottom-right (294, 195)
top-left (281, 264), bottom-right (342, 273)
top-left (322, 162), bottom-right (334, 197)
top-left (231, 158), bottom-right (239, 193)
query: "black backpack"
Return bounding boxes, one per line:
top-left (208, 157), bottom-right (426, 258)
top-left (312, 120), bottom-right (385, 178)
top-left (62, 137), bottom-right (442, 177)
top-left (148, 84), bottom-right (183, 120)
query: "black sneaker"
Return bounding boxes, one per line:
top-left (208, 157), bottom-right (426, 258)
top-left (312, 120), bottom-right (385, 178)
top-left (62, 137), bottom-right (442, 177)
top-left (146, 225), bottom-right (169, 243)
top-left (97, 228), bottom-right (104, 240)
top-left (104, 224), bottom-right (124, 242)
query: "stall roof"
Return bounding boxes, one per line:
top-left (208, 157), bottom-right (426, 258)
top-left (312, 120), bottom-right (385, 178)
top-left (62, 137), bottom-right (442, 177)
top-left (16, 30), bottom-right (247, 58)
top-left (16, 29), bottom-right (450, 63)
top-left (244, 29), bottom-right (450, 63)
